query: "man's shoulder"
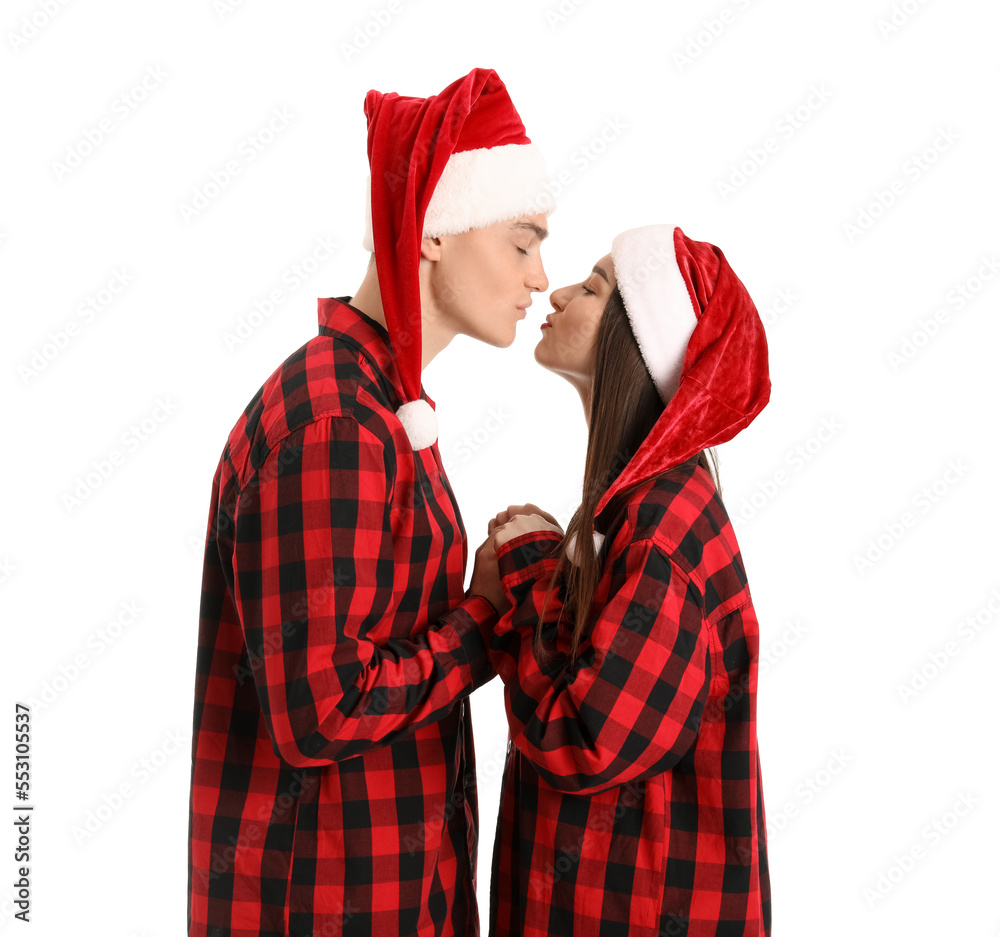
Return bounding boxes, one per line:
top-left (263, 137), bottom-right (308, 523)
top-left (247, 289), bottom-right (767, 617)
top-left (220, 331), bottom-right (396, 488)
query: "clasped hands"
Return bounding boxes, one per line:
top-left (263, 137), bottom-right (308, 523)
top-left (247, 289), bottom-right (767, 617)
top-left (470, 503), bottom-right (563, 616)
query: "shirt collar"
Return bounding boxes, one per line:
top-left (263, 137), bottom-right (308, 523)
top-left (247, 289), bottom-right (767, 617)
top-left (317, 296), bottom-right (434, 410)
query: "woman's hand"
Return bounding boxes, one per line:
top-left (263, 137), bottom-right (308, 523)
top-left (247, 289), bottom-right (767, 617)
top-left (471, 504), bottom-right (562, 616)
top-left (489, 503), bottom-right (563, 536)
top-left (490, 506), bottom-right (564, 551)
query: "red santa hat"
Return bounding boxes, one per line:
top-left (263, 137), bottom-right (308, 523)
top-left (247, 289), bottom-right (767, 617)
top-left (565, 224), bottom-right (770, 565)
top-left (363, 67), bottom-right (553, 450)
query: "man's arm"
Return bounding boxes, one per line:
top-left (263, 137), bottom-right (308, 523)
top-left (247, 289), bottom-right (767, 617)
top-left (230, 414), bottom-right (498, 766)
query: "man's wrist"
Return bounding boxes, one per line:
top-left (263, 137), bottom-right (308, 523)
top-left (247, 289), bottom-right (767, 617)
top-left (452, 594), bottom-right (500, 689)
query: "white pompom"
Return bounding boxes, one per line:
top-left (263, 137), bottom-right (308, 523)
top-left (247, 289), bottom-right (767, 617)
top-left (396, 399), bottom-right (438, 450)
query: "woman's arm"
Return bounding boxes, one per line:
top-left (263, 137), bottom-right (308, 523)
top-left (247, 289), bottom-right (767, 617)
top-left (488, 530), bottom-right (711, 795)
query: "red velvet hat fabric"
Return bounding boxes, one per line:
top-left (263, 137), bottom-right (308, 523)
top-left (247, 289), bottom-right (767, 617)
top-left (594, 226), bottom-right (771, 524)
top-left (364, 68), bottom-right (531, 426)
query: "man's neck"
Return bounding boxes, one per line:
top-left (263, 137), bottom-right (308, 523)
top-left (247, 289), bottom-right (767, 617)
top-left (349, 262), bottom-right (386, 330)
top-left (350, 261), bottom-right (453, 371)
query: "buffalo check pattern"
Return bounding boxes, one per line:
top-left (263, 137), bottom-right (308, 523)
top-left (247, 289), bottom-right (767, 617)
top-left (188, 297), bottom-right (500, 936)
top-left (486, 461), bottom-right (771, 936)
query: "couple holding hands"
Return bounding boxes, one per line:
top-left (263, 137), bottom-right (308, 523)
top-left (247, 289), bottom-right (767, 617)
top-left (188, 67), bottom-right (771, 937)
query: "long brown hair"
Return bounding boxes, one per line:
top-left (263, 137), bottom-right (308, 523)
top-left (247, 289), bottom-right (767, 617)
top-left (535, 286), bottom-right (721, 664)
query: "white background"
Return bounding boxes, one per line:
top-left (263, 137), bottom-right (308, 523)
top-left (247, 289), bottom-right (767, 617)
top-left (2, 0), bottom-right (998, 933)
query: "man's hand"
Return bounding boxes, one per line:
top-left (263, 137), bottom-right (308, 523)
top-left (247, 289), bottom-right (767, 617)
top-left (469, 530), bottom-right (510, 617)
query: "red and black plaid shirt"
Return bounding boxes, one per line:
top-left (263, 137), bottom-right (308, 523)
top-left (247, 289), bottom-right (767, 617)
top-left (486, 461), bottom-right (771, 936)
top-left (188, 297), bottom-right (500, 936)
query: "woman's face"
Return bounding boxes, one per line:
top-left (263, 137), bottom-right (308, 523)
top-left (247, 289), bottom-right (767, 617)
top-left (534, 251), bottom-right (616, 381)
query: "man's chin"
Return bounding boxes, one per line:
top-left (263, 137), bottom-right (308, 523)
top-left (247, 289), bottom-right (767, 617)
top-left (458, 315), bottom-right (519, 348)
top-left (484, 321), bottom-right (517, 349)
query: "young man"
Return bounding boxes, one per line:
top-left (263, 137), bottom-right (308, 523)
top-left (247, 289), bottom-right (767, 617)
top-left (187, 68), bottom-right (553, 936)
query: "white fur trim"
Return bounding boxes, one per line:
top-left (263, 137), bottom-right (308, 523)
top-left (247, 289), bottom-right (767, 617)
top-left (362, 142), bottom-right (554, 251)
top-left (611, 225), bottom-right (699, 405)
top-left (395, 398), bottom-right (438, 450)
top-left (564, 528), bottom-right (606, 566)
top-left (423, 142), bottom-right (555, 235)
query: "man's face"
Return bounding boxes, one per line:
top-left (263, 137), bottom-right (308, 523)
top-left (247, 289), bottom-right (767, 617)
top-left (420, 213), bottom-right (550, 346)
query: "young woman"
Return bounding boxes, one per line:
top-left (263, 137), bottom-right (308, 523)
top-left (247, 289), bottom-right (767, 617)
top-left (480, 225), bottom-right (772, 936)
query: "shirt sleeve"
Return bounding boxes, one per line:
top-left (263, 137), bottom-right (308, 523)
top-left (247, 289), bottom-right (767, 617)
top-left (230, 415), bottom-right (499, 767)
top-left (487, 529), bottom-right (711, 795)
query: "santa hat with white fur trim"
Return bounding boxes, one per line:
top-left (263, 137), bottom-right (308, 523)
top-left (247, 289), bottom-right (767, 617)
top-left (564, 224), bottom-right (770, 565)
top-left (363, 67), bottom-right (554, 450)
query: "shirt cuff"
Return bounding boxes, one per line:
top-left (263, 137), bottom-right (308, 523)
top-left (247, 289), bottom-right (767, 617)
top-left (496, 531), bottom-right (564, 586)
top-left (447, 593), bottom-right (501, 691)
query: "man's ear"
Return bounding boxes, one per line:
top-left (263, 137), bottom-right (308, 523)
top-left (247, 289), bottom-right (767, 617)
top-left (420, 236), bottom-right (442, 262)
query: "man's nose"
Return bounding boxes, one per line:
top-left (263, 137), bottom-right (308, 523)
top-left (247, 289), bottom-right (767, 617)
top-left (530, 258), bottom-right (549, 294)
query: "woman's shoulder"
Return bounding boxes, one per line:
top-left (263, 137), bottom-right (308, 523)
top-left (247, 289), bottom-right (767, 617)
top-left (601, 460), bottom-right (737, 579)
